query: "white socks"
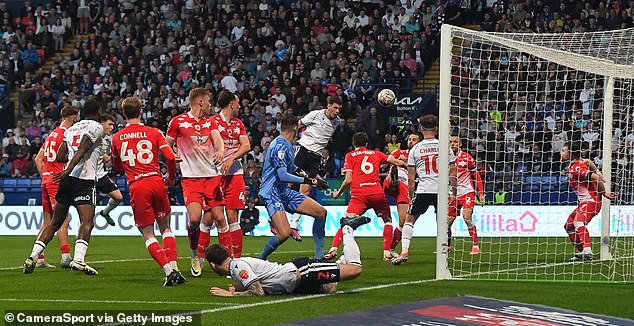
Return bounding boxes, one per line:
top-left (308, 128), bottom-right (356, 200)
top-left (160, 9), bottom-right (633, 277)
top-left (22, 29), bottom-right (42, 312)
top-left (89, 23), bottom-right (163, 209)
top-left (74, 239), bottom-right (89, 262)
top-left (342, 225), bottom-right (361, 266)
top-left (290, 213), bottom-right (301, 229)
top-left (102, 198), bottom-right (121, 214)
top-left (401, 222), bottom-right (414, 254)
top-left (30, 241), bottom-right (46, 260)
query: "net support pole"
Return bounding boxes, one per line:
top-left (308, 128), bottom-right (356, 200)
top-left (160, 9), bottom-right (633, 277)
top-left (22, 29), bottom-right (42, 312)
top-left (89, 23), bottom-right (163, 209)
top-left (600, 76), bottom-right (614, 261)
top-left (436, 23), bottom-right (453, 280)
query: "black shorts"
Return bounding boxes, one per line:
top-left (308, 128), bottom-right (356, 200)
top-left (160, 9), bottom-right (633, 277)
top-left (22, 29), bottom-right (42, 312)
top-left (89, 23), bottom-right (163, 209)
top-left (294, 146), bottom-right (321, 178)
top-left (96, 175), bottom-right (118, 194)
top-left (408, 193), bottom-right (437, 217)
top-left (56, 176), bottom-right (96, 207)
top-left (291, 257), bottom-right (341, 294)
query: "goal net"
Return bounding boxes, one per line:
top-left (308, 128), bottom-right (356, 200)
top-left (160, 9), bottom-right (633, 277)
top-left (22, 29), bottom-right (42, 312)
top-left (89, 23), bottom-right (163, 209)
top-left (437, 24), bottom-right (634, 283)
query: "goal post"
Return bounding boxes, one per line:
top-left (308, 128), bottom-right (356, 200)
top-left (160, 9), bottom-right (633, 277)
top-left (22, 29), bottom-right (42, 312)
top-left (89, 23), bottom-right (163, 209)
top-left (437, 24), bottom-right (634, 283)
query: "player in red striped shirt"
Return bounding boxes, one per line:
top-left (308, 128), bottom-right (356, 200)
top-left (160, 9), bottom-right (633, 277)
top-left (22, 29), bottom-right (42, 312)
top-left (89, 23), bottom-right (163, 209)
top-left (448, 136), bottom-right (485, 255)
top-left (210, 91), bottom-right (251, 258)
top-left (111, 97), bottom-right (185, 286)
top-left (561, 143), bottom-right (616, 261)
top-left (166, 88), bottom-right (227, 277)
top-left (33, 106), bottom-right (79, 268)
top-left (382, 133), bottom-right (421, 258)
top-left (328, 132), bottom-right (406, 260)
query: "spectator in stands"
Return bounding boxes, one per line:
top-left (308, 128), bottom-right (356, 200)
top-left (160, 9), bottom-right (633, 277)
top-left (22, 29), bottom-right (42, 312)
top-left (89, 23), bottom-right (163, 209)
top-left (0, 154), bottom-right (11, 177)
top-left (240, 199), bottom-right (260, 236)
top-left (11, 150), bottom-right (27, 177)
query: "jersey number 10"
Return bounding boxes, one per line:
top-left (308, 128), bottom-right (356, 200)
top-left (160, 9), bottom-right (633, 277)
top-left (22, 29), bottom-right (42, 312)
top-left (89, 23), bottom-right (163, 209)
top-left (422, 155), bottom-right (438, 174)
top-left (120, 140), bottom-right (154, 166)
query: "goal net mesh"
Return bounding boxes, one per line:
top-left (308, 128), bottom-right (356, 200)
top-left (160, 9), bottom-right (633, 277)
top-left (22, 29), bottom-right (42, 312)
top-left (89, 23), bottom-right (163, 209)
top-left (440, 25), bottom-right (634, 282)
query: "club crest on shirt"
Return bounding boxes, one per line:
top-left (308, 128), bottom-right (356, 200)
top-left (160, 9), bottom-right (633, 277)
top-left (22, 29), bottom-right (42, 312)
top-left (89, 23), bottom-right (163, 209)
top-left (239, 270), bottom-right (249, 279)
top-left (277, 150), bottom-right (285, 160)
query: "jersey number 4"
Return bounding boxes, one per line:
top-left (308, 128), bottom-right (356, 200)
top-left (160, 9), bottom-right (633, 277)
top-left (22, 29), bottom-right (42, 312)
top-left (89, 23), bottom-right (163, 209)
top-left (120, 140), bottom-right (154, 166)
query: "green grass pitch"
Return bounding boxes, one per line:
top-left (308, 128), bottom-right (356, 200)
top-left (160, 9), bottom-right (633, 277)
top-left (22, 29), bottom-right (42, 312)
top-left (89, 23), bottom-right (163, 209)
top-left (1, 235), bottom-right (632, 325)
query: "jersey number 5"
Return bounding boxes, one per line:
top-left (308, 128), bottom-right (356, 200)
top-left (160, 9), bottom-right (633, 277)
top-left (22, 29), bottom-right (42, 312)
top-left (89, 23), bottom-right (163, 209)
top-left (120, 140), bottom-right (154, 166)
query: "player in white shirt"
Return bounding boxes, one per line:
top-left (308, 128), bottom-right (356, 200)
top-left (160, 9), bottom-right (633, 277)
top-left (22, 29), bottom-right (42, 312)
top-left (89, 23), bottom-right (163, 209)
top-left (290, 96), bottom-right (342, 259)
top-left (206, 215), bottom-right (370, 296)
top-left (25, 101), bottom-right (115, 275)
top-left (392, 115), bottom-right (457, 265)
top-left (95, 133), bottom-right (124, 226)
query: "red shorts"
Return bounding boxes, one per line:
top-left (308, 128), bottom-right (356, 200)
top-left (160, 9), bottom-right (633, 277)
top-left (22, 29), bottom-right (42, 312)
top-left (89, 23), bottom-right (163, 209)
top-left (221, 174), bottom-right (246, 210)
top-left (448, 192), bottom-right (476, 217)
top-left (566, 200), bottom-right (602, 225)
top-left (181, 176), bottom-right (225, 210)
top-left (41, 181), bottom-right (59, 214)
top-left (129, 176), bottom-right (171, 227)
top-left (382, 178), bottom-right (410, 204)
top-left (348, 192), bottom-right (391, 219)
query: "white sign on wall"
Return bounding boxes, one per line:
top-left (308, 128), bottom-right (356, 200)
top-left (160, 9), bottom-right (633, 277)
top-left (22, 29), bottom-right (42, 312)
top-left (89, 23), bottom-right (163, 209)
top-left (0, 205), bottom-right (633, 237)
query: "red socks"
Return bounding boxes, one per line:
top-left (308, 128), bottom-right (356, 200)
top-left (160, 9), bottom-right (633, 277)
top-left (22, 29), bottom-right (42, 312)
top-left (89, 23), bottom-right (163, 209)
top-left (468, 226), bottom-right (478, 246)
top-left (218, 230), bottom-right (232, 253)
top-left (230, 229), bottom-right (243, 258)
top-left (383, 223), bottom-right (393, 251)
top-left (391, 227), bottom-right (402, 250)
top-left (60, 244), bottom-right (70, 254)
top-left (576, 226), bottom-right (591, 249)
top-left (162, 232), bottom-right (178, 262)
top-left (146, 239), bottom-right (169, 268)
top-left (197, 230), bottom-right (211, 258)
top-left (331, 228), bottom-right (343, 249)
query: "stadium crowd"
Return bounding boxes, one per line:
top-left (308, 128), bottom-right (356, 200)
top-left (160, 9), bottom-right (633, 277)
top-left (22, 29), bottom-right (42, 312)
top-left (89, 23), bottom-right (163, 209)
top-left (0, 0), bottom-right (633, 197)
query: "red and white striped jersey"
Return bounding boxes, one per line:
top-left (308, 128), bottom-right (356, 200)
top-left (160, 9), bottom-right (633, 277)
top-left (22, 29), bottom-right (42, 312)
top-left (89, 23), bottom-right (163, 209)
top-left (166, 112), bottom-right (219, 178)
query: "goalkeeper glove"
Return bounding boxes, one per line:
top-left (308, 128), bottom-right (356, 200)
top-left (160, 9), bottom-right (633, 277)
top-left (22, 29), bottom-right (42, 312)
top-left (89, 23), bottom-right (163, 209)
top-left (304, 176), bottom-right (329, 190)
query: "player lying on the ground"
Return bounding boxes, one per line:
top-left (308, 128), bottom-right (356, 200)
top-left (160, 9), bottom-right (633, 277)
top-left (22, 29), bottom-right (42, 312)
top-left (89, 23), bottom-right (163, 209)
top-left (448, 136), bottom-right (485, 255)
top-left (206, 215), bottom-right (370, 296)
top-left (325, 132), bottom-right (407, 261)
top-left (111, 97), bottom-right (185, 286)
top-left (560, 143), bottom-right (616, 261)
top-left (257, 115), bottom-right (329, 260)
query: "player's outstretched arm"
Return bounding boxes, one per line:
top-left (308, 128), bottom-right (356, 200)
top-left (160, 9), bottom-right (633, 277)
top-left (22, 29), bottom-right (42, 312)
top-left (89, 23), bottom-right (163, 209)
top-left (333, 171), bottom-right (352, 199)
top-left (449, 163), bottom-right (458, 197)
top-left (590, 173), bottom-right (617, 200)
top-left (53, 135), bottom-right (94, 182)
top-left (386, 155), bottom-right (407, 168)
top-left (210, 281), bottom-right (265, 297)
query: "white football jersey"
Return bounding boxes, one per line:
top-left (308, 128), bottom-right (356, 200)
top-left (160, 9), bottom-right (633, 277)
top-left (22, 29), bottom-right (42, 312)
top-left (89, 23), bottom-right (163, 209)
top-left (96, 134), bottom-right (112, 179)
top-left (408, 138), bottom-right (455, 194)
top-left (298, 109), bottom-right (339, 154)
top-left (64, 120), bottom-right (104, 181)
top-left (229, 257), bottom-right (298, 295)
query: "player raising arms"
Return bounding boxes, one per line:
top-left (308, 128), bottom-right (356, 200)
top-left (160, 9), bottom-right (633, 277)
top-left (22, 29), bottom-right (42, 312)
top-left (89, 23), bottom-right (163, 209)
top-left (383, 132), bottom-right (421, 258)
top-left (166, 87), bottom-right (226, 277)
top-left (257, 115), bottom-right (329, 260)
top-left (290, 96), bottom-right (342, 259)
top-left (448, 136), bottom-right (485, 255)
top-left (327, 132), bottom-right (406, 260)
top-left (111, 97), bottom-right (185, 286)
top-left (561, 143), bottom-right (616, 261)
top-left (392, 115), bottom-right (457, 265)
top-left (33, 106), bottom-right (79, 268)
top-left (211, 90), bottom-right (251, 258)
top-left (24, 100), bottom-right (114, 275)
top-left (206, 215), bottom-right (369, 296)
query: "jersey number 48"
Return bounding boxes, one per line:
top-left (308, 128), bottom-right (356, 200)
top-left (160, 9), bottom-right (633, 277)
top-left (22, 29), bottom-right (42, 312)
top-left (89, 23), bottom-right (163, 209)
top-left (120, 140), bottom-right (154, 166)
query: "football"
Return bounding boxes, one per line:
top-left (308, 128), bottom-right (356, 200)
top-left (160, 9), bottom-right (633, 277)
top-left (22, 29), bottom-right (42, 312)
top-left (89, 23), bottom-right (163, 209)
top-left (377, 88), bottom-right (396, 106)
